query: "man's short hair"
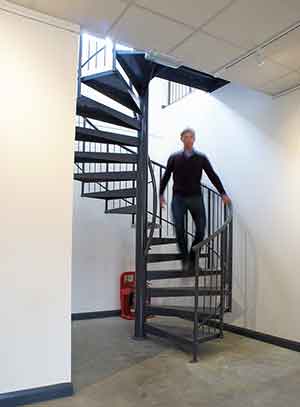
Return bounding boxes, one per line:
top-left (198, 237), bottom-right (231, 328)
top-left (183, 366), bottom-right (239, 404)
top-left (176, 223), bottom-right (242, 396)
top-left (180, 127), bottom-right (196, 139)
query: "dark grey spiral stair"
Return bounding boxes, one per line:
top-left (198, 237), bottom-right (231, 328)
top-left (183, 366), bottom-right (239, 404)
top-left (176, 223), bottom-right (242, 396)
top-left (150, 237), bottom-right (177, 245)
top-left (145, 305), bottom-right (221, 321)
top-left (77, 95), bottom-right (141, 130)
top-left (75, 126), bottom-right (139, 147)
top-left (116, 50), bottom-right (229, 94)
top-left (116, 51), bottom-right (155, 95)
top-left (75, 151), bottom-right (137, 164)
top-left (147, 252), bottom-right (210, 263)
top-left (145, 320), bottom-right (220, 348)
top-left (84, 188), bottom-right (136, 200)
top-left (74, 171), bottom-right (137, 183)
top-left (75, 48), bottom-right (231, 361)
top-left (147, 268), bottom-right (221, 280)
top-left (105, 205), bottom-right (137, 215)
top-left (81, 70), bottom-right (141, 114)
top-left (148, 287), bottom-right (226, 298)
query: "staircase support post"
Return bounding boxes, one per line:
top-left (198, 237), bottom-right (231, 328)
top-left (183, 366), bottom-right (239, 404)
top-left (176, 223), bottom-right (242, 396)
top-left (134, 86), bottom-right (149, 338)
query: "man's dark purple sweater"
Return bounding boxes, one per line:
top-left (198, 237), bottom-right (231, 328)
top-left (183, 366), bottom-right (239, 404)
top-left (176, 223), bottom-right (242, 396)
top-left (159, 150), bottom-right (226, 197)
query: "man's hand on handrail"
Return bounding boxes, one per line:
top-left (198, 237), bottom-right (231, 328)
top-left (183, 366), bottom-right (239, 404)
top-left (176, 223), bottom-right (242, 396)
top-left (160, 195), bottom-right (166, 208)
top-left (222, 194), bottom-right (231, 205)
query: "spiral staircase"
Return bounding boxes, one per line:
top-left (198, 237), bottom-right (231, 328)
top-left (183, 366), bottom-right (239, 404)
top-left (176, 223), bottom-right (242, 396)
top-left (74, 37), bottom-right (233, 361)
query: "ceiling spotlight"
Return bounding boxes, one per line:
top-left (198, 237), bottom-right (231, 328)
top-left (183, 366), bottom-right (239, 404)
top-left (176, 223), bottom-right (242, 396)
top-left (145, 50), bottom-right (182, 69)
top-left (255, 49), bottom-right (265, 66)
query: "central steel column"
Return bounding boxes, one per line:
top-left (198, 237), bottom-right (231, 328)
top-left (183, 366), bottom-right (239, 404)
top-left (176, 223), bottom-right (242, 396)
top-left (134, 85), bottom-right (149, 338)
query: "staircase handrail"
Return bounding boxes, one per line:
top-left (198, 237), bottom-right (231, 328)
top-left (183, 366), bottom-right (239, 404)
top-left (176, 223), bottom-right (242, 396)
top-left (192, 201), bottom-right (233, 253)
top-left (145, 158), bottom-right (158, 254)
top-left (81, 45), bottom-right (106, 69)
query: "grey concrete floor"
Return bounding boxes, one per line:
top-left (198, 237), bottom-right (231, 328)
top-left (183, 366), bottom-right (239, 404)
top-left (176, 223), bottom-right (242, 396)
top-left (32, 317), bottom-right (300, 407)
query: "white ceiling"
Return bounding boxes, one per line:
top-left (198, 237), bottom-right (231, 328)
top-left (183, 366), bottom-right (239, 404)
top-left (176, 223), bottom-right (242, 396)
top-left (8, 0), bottom-right (300, 96)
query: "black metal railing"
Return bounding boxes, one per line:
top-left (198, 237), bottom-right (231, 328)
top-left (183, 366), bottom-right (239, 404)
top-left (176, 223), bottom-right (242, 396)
top-left (75, 34), bottom-right (233, 356)
top-left (76, 136), bottom-right (233, 319)
top-left (165, 81), bottom-right (193, 107)
top-left (191, 201), bottom-right (233, 360)
top-left (146, 160), bottom-right (233, 361)
top-left (75, 34), bottom-right (139, 213)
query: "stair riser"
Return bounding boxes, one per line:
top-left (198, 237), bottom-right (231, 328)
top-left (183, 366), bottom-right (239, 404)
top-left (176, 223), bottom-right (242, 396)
top-left (116, 52), bottom-right (146, 95)
top-left (145, 324), bottom-right (221, 347)
top-left (77, 96), bottom-right (141, 130)
top-left (147, 270), bottom-right (221, 280)
top-left (84, 193), bottom-right (136, 200)
top-left (75, 153), bottom-right (137, 165)
top-left (145, 309), bottom-right (220, 321)
top-left (75, 158), bottom-right (137, 164)
top-left (148, 289), bottom-right (223, 297)
top-left (82, 78), bottom-right (141, 114)
top-left (147, 254), bottom-right (208, 263)
top-left (147, 255), bottom-right (182, 263)
top-left (150, 238), bottom-right (177, 246)
top-left (74, 172), bottom-right (137, 183)
top-left (75, 132), bottom-right (139, 147)
top-left (106, 209), bottom-right (136, 215)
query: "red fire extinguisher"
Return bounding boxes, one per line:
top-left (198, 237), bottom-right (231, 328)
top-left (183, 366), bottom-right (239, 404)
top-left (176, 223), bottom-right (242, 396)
top-left (120, 272), bottom-right (135, 320)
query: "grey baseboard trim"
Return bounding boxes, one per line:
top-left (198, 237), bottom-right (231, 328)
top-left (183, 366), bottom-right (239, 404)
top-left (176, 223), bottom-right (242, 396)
top-left (0, 382), bottom-right (73, 406)
top-left (223, 323), bottom-right (300, 352)
top-left (72, 309), bottom-right (121, 321)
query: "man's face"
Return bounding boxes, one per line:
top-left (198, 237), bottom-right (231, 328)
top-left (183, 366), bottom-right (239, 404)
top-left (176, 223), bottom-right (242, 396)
top-left (181, 131), bottom-right (195, 150)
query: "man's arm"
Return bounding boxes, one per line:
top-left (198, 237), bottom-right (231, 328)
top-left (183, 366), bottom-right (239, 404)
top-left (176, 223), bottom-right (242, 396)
top-left (159, 155), bottom-right (174, 198)
top-left (203, 156), bottom-right (229, 200)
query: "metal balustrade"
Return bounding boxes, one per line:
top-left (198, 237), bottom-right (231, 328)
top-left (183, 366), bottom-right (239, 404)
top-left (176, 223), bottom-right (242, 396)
top-left (74, 33), bottom-right (233, 360)
top-left (164, 81), bottom-right (193, 107)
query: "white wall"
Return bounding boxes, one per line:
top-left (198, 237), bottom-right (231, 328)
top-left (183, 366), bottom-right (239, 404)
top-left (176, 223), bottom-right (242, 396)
top-left (0, 1), bottom-right (78, 393)
top-left (148, 78), bottom-right (300, 342)
top-left (72, 182), bottom-right (135, 313)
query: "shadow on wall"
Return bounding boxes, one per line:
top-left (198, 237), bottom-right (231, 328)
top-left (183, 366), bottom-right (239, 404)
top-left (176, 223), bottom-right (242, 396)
top-left (226, 211), bottom-right (257, 329)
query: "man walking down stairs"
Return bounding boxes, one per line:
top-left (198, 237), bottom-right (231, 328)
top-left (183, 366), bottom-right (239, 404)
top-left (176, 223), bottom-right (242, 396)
top-left (159, 127), bottom-right (231, 272)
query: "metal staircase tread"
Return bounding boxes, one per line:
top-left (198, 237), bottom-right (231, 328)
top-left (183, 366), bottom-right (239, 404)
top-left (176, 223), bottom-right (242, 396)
top-left (77, 95), bottom-right (141, 130)
top-left (156, 65), bottom-right (229, 93)
top-left (145, 305), bottom-right (221, 321)
top-left (75, 152), bottom-right (137, 164)
top-left (147, 268), bottom-right (222, 280)
top-left (150, 237), bottom-right (178, 246)
top-left (74, 171), bottom-right (137, 183)
top-left (145, 319), bottom-right (220, 346)
top-left (116, 51), bottom-right (152, 95)
top-left (83, 188), bottom-right (136, 200)
top-left (81, 70), bottom-right (141, 114)
top-left (75, 126), bottom-right (139, 147)
top-left (147, 286), bottom-right (225, 297)
top-left (105, 205), bottom-right (136, 215)
top-left (147, 253), bottom-right (183, 263)
top-left (147, 253), bottom-right (208, 263)
top-left (116, 51), bottom-right (229, 95)
top-left (131, 222), bottom-right (161, 230)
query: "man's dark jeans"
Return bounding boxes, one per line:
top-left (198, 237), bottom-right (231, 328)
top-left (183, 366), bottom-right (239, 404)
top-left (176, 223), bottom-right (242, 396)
top-left (171, 194), bottom-right (206, 264)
